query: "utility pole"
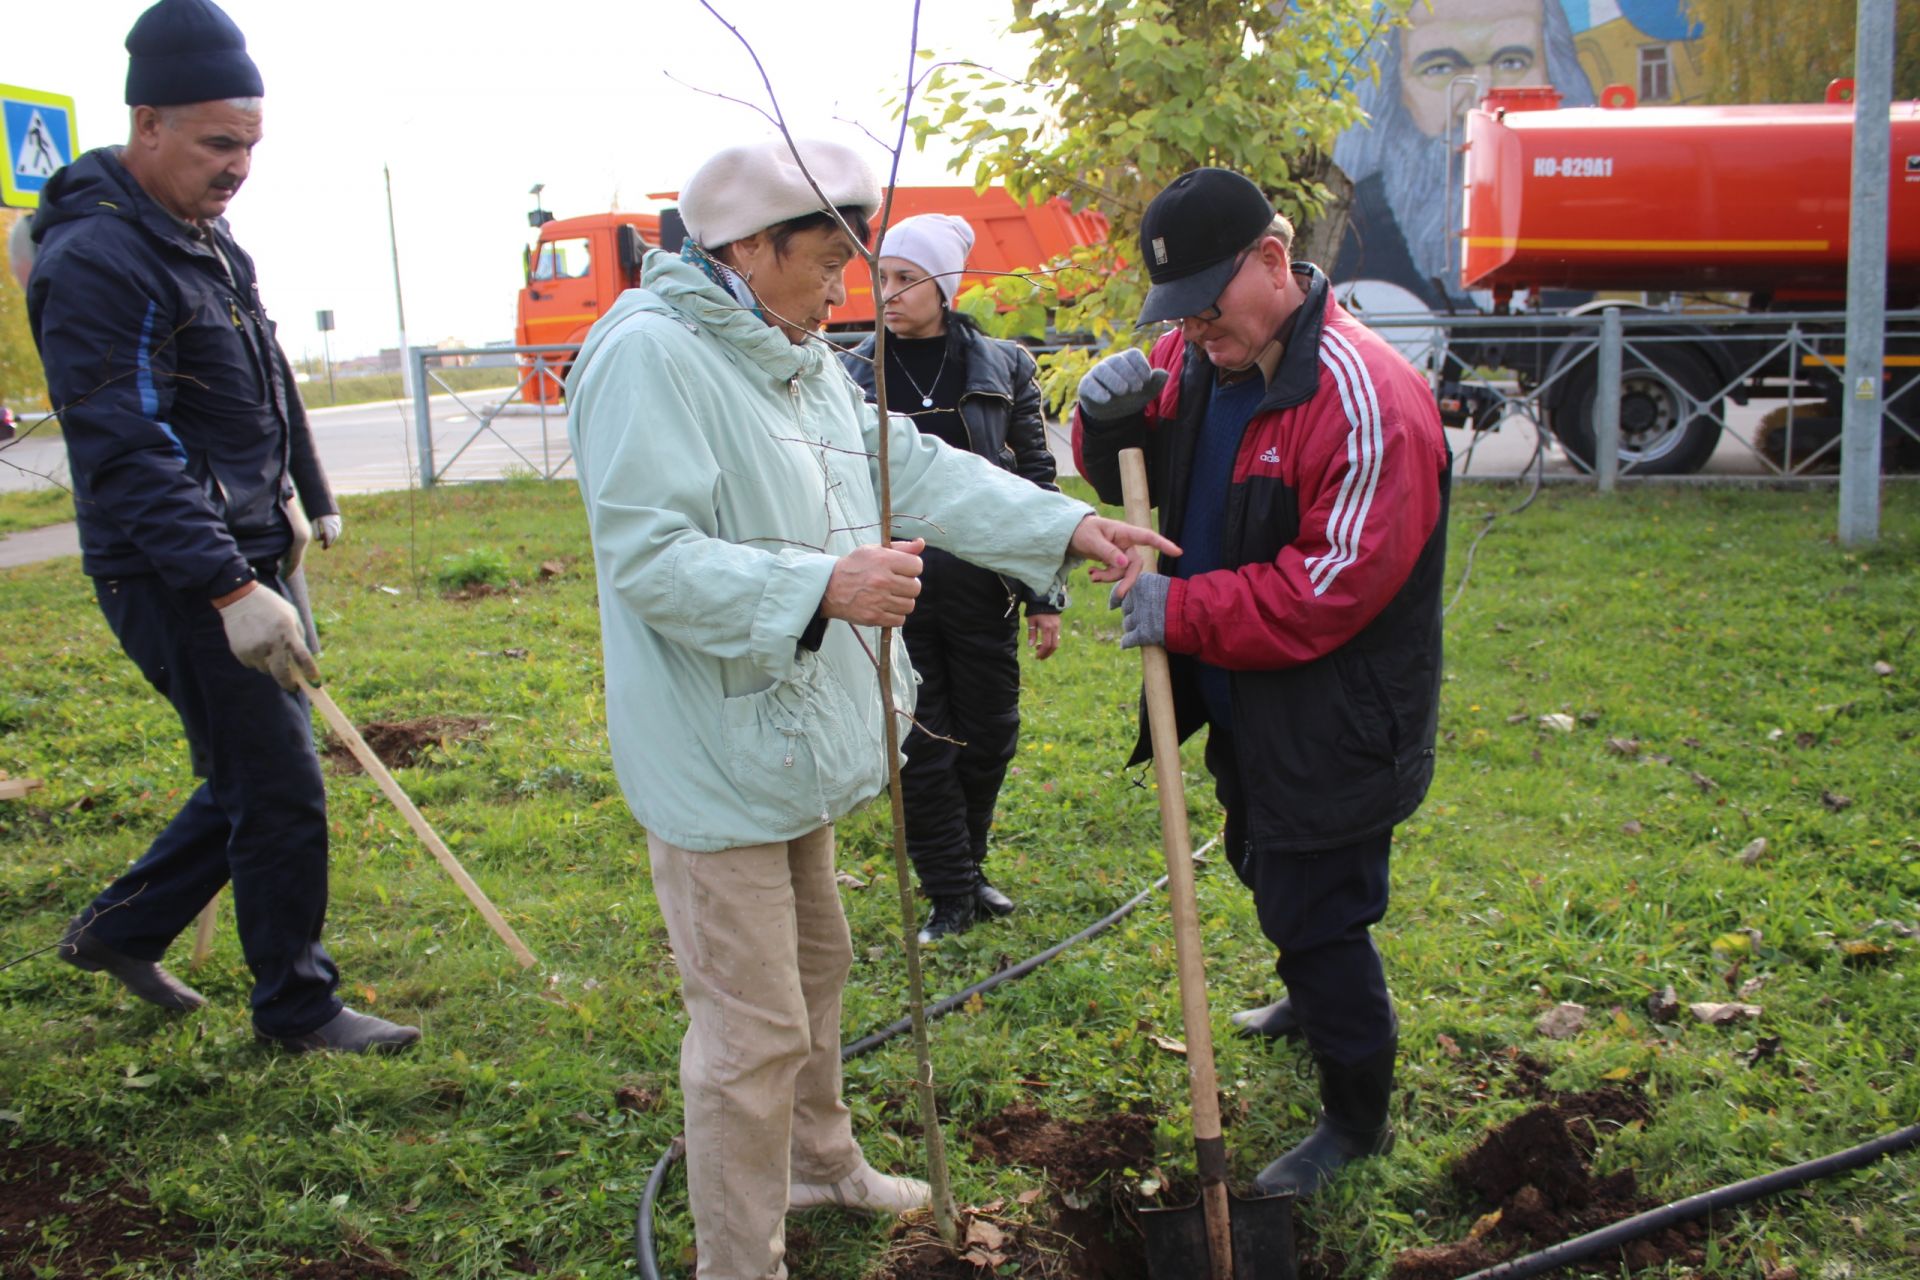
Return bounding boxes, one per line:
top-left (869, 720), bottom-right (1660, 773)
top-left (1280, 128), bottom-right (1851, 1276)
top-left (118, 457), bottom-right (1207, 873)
top-left (316, 309), bottom-right (336, 405)
top-left (385, 163), bottom-right (411, 401)
top-left (1840, 0), bottom-right (1892, 546)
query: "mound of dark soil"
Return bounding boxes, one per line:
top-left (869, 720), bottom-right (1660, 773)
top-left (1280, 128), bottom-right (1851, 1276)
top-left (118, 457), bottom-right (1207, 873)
top-left (0, 1141), bottom-right (192, 1279)
top-left (1386, 1073), bottom-right (1707, 1280)
top-left (854, 1105), bottom-right (1160, 1280)
top-left (321, 715), bottom-right (491, 773)
top-left (0, 1141), bottom-right (412, 1280)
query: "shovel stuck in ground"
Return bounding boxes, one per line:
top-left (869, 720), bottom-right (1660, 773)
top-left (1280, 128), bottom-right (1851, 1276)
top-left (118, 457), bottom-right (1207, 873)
top-left (1118, 448), bottom-right (1295, 1280)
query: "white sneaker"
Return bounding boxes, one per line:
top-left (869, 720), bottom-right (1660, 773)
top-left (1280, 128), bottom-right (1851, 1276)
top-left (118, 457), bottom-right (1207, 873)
top-left (789, 1161), bottom-right (931, 1215)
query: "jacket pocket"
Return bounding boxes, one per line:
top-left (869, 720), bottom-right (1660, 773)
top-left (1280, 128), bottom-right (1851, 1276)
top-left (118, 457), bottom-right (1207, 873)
top-left (1334, 649), bottom-right (1399, 764)
top-left (718, 655), bottom-right (876, 830)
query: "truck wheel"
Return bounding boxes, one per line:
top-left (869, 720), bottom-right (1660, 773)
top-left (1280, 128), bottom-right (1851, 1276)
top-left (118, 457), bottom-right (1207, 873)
top-left (1552, 345), bottom-right (1723, 476)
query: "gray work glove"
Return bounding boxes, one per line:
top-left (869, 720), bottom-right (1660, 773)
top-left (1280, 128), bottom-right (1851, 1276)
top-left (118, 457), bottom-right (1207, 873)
top-left (218, 583), bottom-right (322, 691)
top-left (1109, 571), bottom-right (1170, 650)
top-left (1077, 348), bottom-right (1171, 421)
top-left (314, 513), bottom-right (344, 548)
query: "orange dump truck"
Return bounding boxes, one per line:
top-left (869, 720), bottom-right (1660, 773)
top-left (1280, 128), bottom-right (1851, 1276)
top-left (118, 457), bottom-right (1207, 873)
top-left (514, 187), bottom-right (1107, 402)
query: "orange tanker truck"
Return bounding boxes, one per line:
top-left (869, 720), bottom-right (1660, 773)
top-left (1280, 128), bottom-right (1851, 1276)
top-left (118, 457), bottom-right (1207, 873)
top-left (1444, 80), bottom-right (1920, 474)
top-left (514, 187), bottom-right (1107, 403)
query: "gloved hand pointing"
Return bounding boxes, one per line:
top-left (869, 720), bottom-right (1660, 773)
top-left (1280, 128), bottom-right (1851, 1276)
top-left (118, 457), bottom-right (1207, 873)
top-left (1077, 348), bottom-right (1170, 422)
top-left (217, 583), bottom-right (322, 691)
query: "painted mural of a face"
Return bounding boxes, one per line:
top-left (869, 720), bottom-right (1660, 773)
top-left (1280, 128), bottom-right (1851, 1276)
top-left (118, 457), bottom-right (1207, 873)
top-left (1401, 0), bottom-right (1551, 138)
top-left (1332, 0), bottom-right (1594, 308)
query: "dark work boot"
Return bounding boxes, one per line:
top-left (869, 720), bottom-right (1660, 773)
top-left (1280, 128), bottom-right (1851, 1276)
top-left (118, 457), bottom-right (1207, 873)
top-left (1254, 1038), bottom-right (1396, 1198)
top-left (918, 894), bottom-right (979, 944)
top-left (258, 1007), bottom-right (422, 1055)
top-left (975, 877), bottom-right (1016, 918)
top-left (1231, 996), bottom-right (1302, 1040)
top-left (59, 913), bottom-right (207, 1012)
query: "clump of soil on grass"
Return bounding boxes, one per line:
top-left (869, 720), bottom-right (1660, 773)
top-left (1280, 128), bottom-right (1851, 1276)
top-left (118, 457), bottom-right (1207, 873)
top-left (0, 1140), bottom-right (192, 1279)
top-left (0, 1139), bottom-right (415, 1280)
top-left (321, 715), bottom-right (491, 773)
top-left (1385, 1070), bottom-right (1710, 1280)
top-left (858, 1105), bottom-right (1158, 1280)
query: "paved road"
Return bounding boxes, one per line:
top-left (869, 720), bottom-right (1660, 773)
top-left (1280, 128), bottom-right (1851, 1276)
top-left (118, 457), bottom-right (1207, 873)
top-left (0, 389), bottom-right (1788, 569)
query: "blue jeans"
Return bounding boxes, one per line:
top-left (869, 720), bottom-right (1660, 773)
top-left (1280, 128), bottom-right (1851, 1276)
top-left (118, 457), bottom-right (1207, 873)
top-left (80, 569), bottom-right (342, 1037)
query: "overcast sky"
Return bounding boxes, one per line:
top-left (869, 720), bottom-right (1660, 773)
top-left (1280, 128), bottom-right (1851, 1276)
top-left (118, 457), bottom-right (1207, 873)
top-left (7, 1), bottom-right (1030, 361)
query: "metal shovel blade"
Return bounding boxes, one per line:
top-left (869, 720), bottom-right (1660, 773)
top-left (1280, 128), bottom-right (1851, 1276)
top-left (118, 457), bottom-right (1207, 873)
top-left (1141, 1188), bottom-right (1296, 1280)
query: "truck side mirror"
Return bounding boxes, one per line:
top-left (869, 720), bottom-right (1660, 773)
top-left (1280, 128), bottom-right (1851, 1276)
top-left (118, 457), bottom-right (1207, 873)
top-left (659, 208), bottom-right (688, 255)
top-left (523, 245), bottom-right (533, 284)
top-left (617, 224), bottom-right (648, 277)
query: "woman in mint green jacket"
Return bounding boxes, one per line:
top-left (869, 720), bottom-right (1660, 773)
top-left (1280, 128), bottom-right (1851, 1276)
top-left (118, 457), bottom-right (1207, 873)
top-left (566, 137), bottom-right (1173, 1280)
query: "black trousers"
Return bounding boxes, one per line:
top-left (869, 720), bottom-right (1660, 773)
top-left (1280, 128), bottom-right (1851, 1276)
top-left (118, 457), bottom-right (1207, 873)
top-left (78, 568), bottom-right (343, 1037)
top-left (1209, 728), bottom-right (1396, 1066)
top-left (899, 551), bottom-right (1023, 898)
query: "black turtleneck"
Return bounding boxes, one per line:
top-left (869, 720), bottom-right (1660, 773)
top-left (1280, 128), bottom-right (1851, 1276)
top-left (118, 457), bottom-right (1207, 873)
top-left (881, 331), bottom-right (967, 450)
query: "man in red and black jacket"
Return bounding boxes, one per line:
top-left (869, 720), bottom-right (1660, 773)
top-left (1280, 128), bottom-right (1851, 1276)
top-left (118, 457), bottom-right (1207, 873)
top-left (1073, 168), bottom-right (1450, 1198)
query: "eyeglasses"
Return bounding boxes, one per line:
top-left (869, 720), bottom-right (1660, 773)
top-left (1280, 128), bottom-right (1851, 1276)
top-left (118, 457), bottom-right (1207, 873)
top-left (1182, 245), bottom-right (1258, 325)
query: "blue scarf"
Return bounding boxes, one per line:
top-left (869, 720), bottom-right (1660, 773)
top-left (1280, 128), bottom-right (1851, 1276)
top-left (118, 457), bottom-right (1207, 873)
top-left (680, 240), bottom-right (763, 319)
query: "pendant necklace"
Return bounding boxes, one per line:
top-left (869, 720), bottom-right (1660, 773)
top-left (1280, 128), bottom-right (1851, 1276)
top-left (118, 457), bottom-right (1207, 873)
top-left (890, 339), bottom-right (949, 410)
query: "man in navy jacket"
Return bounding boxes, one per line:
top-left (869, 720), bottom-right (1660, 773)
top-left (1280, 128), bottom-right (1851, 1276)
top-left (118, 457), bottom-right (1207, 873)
top-left (1075, 168), bottom-right (1450, 1196)
top-left (28, 0), bottom-right (417, 1053)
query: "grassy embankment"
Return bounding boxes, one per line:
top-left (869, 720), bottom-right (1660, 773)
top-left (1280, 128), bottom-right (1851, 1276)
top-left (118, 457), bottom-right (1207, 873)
top-left (0, 478), bottom-right (1915, 1278)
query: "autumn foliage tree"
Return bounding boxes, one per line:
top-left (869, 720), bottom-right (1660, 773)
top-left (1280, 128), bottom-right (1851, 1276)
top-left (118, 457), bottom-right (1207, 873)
top-left (1685, 0), bottom-right (1920, 104)
top-left (912, 0), bottom-right (1400, 408)
top-left (0, 210), bottom-right (49, 412)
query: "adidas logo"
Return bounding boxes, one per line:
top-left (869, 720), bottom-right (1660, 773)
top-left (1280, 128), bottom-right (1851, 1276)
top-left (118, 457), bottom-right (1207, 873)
top-left (1258, 445), bottom-right (1281, 464)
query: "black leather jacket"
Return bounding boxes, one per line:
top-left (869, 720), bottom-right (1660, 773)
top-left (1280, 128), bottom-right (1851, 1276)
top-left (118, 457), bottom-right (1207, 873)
top-left (843, 319), bottom-right (1062, 613)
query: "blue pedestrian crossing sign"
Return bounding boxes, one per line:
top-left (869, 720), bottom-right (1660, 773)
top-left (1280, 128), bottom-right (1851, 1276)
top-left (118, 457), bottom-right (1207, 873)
top-left (2, 84), bottom-right (77, 210)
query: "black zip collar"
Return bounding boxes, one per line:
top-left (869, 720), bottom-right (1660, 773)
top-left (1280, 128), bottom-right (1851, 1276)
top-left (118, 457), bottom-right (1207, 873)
top-left (1251, 262), bottom-right (1331, 415)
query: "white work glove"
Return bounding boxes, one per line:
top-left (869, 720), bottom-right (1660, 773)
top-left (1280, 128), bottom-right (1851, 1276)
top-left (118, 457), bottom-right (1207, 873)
top-left (282, 497), bottom-right (312, 578)
top-left (218, 584), bottom-right (322, 691)
top-left (1077, 348), bottom-right (1171, 422)
top-left (314, 513), bottom-right (343, 548)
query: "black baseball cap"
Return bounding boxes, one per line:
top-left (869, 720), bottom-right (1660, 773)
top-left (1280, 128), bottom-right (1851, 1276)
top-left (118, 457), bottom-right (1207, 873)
top-left (1136, 168), bottom-right (1277, 326)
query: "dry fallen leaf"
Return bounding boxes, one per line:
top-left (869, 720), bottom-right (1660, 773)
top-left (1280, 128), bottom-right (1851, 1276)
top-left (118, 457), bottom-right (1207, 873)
top-left (1740, 837), bottom-right (1768, 866)
top-left (1437, 1033), bottom-right (1462, 1058)
top-left (1690, 1001), bottom-right (1763, 1025)
top-left (1621, 819), bottom-right (1644, 836)
top-left (1605, 737), bottom-right (1641, 756)
top-left (1822, 790), bottom-right (1853, 813)
top-left (834, 870), bottom-right (869, 889)
top-left (1467, 1208), bottom-right (1504, 1240)
top-left (1539, 713), bottom-right (1576, 733)
top-left (1690, 770), bottom-right (1718, 793)
top-left (965, 1219), bottom-right (1008, 1252)
top-left (1148, 1034), bottom-right (1188, 1056)
top-left (1015, 1188), bottom-right (1045, 1206)
top-left (1873, 660), bottom-right (1894, 677)
top-left (1536, 1002), bottom-right (1588, 1040)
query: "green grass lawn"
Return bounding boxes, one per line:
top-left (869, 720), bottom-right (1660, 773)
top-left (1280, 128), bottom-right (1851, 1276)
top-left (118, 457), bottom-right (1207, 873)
top-left (0, 478), bottom-right (1915, 1278)
top-left (0, 485), bottom-right (72, 535)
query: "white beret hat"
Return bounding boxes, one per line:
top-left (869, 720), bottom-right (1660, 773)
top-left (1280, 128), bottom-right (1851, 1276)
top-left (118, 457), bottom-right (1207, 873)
top-left (879, 213), bottom-right (977, 302)
top-left (679, 137), bottom-right (881, 249)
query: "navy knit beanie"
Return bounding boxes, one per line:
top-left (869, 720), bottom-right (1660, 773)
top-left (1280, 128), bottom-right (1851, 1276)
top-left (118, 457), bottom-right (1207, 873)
top-left (124, 0), bottom-right (264, 107)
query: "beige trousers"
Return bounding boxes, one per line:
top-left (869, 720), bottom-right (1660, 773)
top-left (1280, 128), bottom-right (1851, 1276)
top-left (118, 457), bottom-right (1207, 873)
top-left (648, 825), bottom-right (861, 1280)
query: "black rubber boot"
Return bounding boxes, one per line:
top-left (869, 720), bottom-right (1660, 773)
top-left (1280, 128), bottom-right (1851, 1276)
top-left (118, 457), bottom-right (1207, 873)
top-left (918, 893), bottom-right (979, 944)
top-left (975, 877), bottom-right (1016, 918)
top-left (1254, 1038), bottom-right (1395, 1198)
top-left (1230, 996), bottom-right (1302, 1040)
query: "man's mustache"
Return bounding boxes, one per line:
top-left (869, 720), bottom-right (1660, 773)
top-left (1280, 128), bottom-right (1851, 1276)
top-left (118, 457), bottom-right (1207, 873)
top-left (211, 179), bottom-right (242, 192)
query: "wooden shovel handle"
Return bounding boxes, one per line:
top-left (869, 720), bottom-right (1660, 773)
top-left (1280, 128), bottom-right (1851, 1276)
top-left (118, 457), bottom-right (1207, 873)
top-left (1119, 448), bottom-right (1234, 1280)
top-left (302, 679), bottom-right (538, 970)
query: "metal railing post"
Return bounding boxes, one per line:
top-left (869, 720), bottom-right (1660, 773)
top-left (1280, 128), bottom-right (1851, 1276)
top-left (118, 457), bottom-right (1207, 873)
top-left (1595, 307), bottom-right (1623, 492)
top-left (411, 346), bottom-right (436, 489)
top-left (1840, 0), bottom-right (1892, 545)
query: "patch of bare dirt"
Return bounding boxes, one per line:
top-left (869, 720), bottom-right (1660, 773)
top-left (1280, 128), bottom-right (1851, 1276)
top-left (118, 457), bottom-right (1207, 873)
top-left (844, 1105), bottom-right (1159, 1280)
top-left (1385, 1071), bottom-right (1709, 1280)
top-left (0, 1141), bottom-right (411, 1280)
top-left (0, 1141), bottom-right (192, 1279)
top-left (321, 715), bottom-right (491, 773)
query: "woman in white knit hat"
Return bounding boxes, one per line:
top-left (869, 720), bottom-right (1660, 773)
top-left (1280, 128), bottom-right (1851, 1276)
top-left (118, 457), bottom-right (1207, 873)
top-left (566, 140), bottom-right (1176, 1280)
top-left (840, 213), bottom-right (1066, 947)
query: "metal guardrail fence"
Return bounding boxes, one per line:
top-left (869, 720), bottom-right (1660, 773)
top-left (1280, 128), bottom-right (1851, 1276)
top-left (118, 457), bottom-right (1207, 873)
top-left (1363, 307), bottom-right (1920, 485)
top-left (408, 311), bottom-right (1919, 490)
top-left (408, 344), bottom-right (578, 488)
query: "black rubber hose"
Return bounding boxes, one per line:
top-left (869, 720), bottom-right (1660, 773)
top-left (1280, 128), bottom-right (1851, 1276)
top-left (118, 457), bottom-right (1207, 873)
top-left (633, 837), bottom-right (1219, 1280)
top-left (1459, 1121), bottom-right (1920, 1280)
